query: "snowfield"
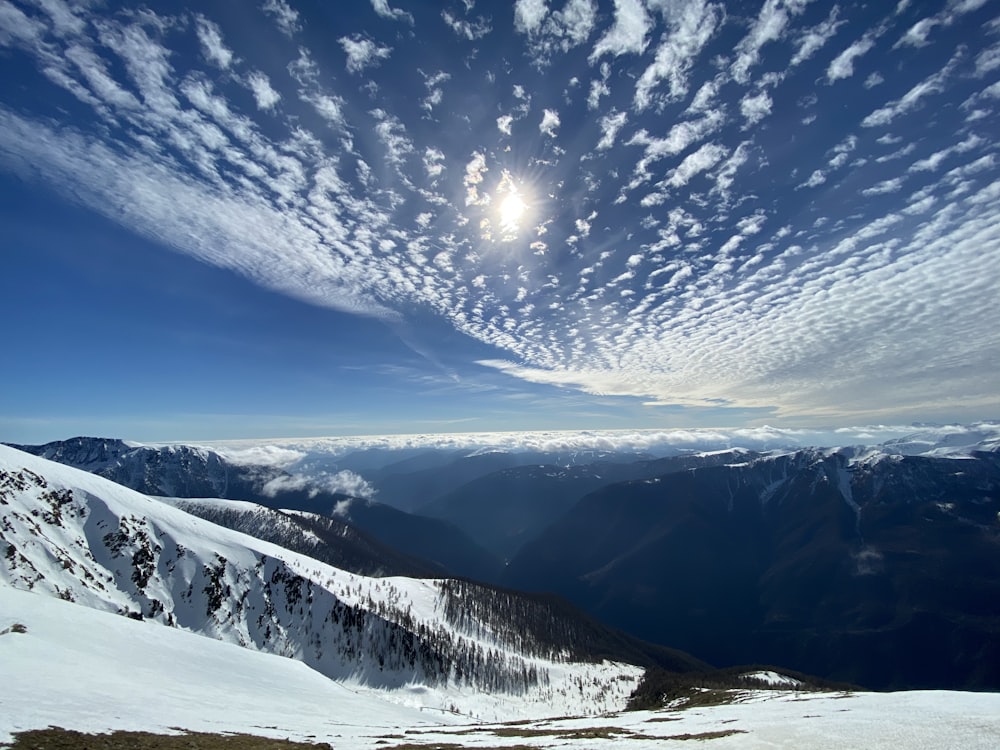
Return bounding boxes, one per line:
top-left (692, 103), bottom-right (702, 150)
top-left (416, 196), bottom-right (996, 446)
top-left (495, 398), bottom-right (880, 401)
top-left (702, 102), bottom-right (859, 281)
top-left (0, 585), bottom-right (446, 745)
top-left (3, 584), bottom-right (1000, 749)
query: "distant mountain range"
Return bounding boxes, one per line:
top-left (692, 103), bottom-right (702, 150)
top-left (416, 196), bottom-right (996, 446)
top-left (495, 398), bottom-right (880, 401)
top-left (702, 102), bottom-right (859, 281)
top-left (504, 447), bottom-right (1000, 690)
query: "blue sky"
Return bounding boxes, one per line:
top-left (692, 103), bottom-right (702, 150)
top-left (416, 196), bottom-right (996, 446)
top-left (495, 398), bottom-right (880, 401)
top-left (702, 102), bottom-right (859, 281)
top-left (1, 0), bottom-right (999, 443)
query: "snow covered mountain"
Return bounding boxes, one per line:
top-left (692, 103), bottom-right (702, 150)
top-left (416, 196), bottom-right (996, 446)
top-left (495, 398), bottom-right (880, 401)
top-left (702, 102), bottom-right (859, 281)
top-left (0, 444), bottom-right (672, 721)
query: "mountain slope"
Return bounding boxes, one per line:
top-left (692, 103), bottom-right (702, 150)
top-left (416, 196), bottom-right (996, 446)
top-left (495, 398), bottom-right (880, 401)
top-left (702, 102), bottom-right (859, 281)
top-left (0, 585), bottom-right (442, 744)
top-left (163, 498), bottom-right (444, 578)
top-left (0, 444), bottom-right (690, 720)
top-left (418, 450), bottom-right (760, 559)
top-left (6, 583), bottom-right (1000, 749)
top-left (504, 448), bottom-right (1000, 690)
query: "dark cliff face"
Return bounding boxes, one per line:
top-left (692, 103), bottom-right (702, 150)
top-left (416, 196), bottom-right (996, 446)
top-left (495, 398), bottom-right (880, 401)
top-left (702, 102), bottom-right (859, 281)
top-left (14, 436), bottom-right (133, 472)
top-left (12, 437), bottom-right (259, 499)
top-left (504, 449), bottom-right (1000, 691)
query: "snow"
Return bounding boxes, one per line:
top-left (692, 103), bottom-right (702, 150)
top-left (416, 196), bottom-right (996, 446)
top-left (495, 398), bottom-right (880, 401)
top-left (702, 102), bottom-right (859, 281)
top-left (0, 585), bottom-right (445, 745)
top-left (741, 670), bottom-right (803, 687)
top-left (3, 591), bottom-right (1000, 750)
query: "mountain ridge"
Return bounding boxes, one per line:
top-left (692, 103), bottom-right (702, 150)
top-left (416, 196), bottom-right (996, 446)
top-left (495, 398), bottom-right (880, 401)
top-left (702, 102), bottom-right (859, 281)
top-left (9, 436), bottom-right (502, 582)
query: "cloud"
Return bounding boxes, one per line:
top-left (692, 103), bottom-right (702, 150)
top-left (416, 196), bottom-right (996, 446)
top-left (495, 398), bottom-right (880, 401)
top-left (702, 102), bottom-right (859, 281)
top-left (799, 169), bottom-right (827, 188)
top-left (194, 16), bottom-right (233, 70)
top-left (861, 53), bottom-right (959, 127)
top-left (589, 0), bottom-right (651, 62)
top-left (497, 114), bottom-right (514, 135)
top-left (370, 0), bottom-right (413, 25)
top-left (423, 147), bottom-right (445, 178)
top-left (731, 0), bottom-right (809, 84)
top-left (262, 470), bottom-right (376, 500)
top-left (864, 72), bottom-right (884, 89)
top-left (665, 142), bottom-right (728, 189)
top-left (556, 0), bottom-right (598, 46)
top-left (634, 0), bottom-right (721, 111)
top-left (420, 70), bottom-right (451, 114)
top-left (539, 108), bottom-right (560, 137)
top-left (790, 6), bottom-right (841, 65)
top-left (908, 135), bottom-right (984, 172)
top-left (740, 90), bottom-right (772, 127)
top-left (516, 0), bottom-right (597, 66)
top-left (287, 48), bottom-right (347, 128)
top-left (514, 0), bottom-right (548, 34)
top-left (441, 10), bottom-right (492, 40)
top-left (261, 0), bottom-right (300, 37)
top-left (711, 142), bottom-right (751, 198)
top-left (339, 34), bottom-right (391, 74)
top-left (212, 445), bottom-right (305, 468)
top-left (596, 110), bottom-right (627, 150)
top-left (861, 177), bottom-right (904, 195)
top-left (464, 151), bottom-right (488, 205)
top-left (625, 109), bottom-right (725, 184)
top-left (370, 108), bottom-right (414, 169)
top-left (245, 71), bottom-right (280, 111)
top-left (826, 35), bottom-right (875, 82)
top-left (894, 17), bottom-right (940, 48)
top-left (0, 107), bottom-right (395, 319)
top-left (586, 62), bottom-right (611, 109)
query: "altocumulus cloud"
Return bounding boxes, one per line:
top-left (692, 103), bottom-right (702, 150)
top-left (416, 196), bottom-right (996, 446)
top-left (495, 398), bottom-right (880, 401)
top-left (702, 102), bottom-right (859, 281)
top-left (0, 0), bottom-right (998, 427)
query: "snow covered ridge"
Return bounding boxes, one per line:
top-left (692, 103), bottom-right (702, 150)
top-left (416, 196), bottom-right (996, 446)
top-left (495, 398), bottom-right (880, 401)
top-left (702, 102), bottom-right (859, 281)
top-left (0, 445), bottom-right (642, 720)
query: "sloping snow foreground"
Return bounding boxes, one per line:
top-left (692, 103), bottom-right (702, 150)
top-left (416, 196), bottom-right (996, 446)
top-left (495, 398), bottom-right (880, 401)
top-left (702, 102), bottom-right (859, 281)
top-left (0, 585), bottom-right (445, 745)
top-left (4, 584), bottom-right (1000, 749)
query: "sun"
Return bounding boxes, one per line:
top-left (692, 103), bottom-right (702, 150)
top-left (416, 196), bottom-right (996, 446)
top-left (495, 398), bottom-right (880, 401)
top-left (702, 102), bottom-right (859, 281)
top-left (499, 191), bottom-right (526, 231)
top-left (495, 169), bottom-right (531, 239)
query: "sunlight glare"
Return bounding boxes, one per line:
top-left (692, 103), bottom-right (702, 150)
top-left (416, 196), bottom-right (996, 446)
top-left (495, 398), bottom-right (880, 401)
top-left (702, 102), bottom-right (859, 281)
top-left (499, 192), bottom-right (526, 231)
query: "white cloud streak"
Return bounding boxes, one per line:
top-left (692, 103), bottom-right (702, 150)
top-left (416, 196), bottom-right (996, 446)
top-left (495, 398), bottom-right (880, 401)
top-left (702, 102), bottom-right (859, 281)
top-left (790, 6), bottom-right (842, 65)
top-left (596, 110), bottom-right (627, 150)
top-left (589, 0), bottom-right (651, 62)
top-left (339, 35), bottom-right (391, 74)
top-left (514, 0), bottom-right (548, 34)
top-left (634, 0), bottom-right (721, 111)
top-left (862, 53), bottom-right (960, 127)
top-left (261, 0), bottom-right (300, 37)
top-left (827, 35), bottom-right (875, 82)
top-left (539, 108), bottom-right (560, 137)
top-left (246, 71), bottom-right (280, 111)
top-left (370, 0), bottom-right (413, 25)
top-left (194, 16), bottom-right (233, 70)
top-left (731, 0), bottom-right (812, 84)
